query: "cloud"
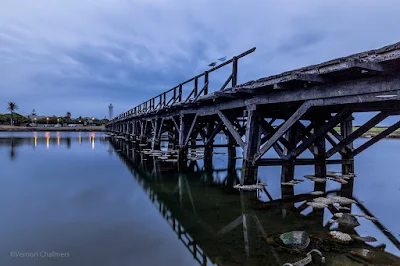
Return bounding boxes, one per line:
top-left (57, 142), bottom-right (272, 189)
top-left (0, 0), bottom-right (400, 118)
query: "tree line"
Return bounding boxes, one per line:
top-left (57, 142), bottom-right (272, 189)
top-left (2, 102), bottom-right (108, 126)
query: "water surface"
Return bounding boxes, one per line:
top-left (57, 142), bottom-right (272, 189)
top-left (0, 132), bottom-right (399, 265)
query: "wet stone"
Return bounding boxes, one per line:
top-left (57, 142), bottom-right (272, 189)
top-left (279, 231), bottom-right (310, 250)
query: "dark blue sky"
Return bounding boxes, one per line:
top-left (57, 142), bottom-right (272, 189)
top-left (1, 0), bottom-right (400, 121)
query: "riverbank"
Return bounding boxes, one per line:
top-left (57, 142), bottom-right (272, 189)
top-left (0, 125), bottom-right (106, 132)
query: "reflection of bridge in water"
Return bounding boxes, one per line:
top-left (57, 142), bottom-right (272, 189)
top-left (110, 137), bottom-right (400, 266)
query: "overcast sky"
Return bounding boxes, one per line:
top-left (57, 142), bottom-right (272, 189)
top-left (1, 0), bottom-right (400, 119)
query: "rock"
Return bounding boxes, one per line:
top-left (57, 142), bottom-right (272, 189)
top-left (353, 214), bottom-right (377, 222)
top-left (307, 202), bottom-right (328, 209)
top-left (313, 197), bottom-right (334, 205)
top-left (233, 184), bottom-right (266, 191)
top-left (336, 213), bottom-right (360, 228)
top-left (349, 249), bottom-right (376, 262)
top-left (352, 235), bottom-right (377, 243)
top-left (311, 191), bottom-right (324, 196)
top-left (279, 231), bottom-right (310, 250)
top-left (334, 213), bottom-right (344, 218)
top-left (327, 196), bottom-right (356, 205)
top-left (328, 231), bottom-right (353, 244)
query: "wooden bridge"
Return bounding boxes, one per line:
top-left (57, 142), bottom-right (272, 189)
top-left (106, 41), bottom-right (400, 184)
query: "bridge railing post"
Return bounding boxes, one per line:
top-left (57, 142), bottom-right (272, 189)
top-left (204, 71), bottom-right (209, 95)
top-left (232, 56), bottom-right (238, 87)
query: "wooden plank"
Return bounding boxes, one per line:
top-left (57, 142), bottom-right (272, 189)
top-left (257, 158), bottom-right (354, 166)
top-left (325, 111), bottom-right (389, 158)
top-left (184, 114), bottom-right (199, 146)
top-left (217, 110), bottom-right (245, 148)
top-left (255, 100), bottom-right (316, 161)
top-left (351, 120), bottom-right (400, 156)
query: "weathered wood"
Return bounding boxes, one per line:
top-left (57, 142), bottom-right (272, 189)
top-left (220, 74), bottom-right (233, 91)
top-left (184, 114), bottom-right (198, 146)
top-left (217, 110), bottom-right (245, 148)
top-left (257, 158), bottom-right (354, 166)
top-left (242, 105), bottom-right (262, 184)
top-left (255, 100), bottom-right (316, 161)
top-left (171, 116), bottom-right (179, 132)
top-left (205, 121), bottom-right (224, 146)
top-left (232, 57), bottom-right (238, 87)
top-left (288, 109), bottom-right (352, 159)
top-left (257, 117), bottom-right (292, 150)
top-left (351, 120), bottom-right (400, 156)
top-left (326, 111), bottom-right (389, 158)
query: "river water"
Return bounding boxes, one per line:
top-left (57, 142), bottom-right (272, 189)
top-left (0, 132), bottom-right (399, 265)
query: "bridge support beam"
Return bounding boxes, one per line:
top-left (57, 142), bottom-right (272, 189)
top-left (242, 105), bottom-right (261, 185)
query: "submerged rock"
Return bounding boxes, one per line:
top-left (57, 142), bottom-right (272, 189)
top-left (353, 214), bottom-right (378, 222)
top-left (327, 196), bottom-right (356, 205)
top-left (311, 191), bottom-right (324, 196)
top-left (328, 231), bottom-right (353, 244)
top-left (349, 249), bottom-right (376, 262)
top-left (336, 213), bottom-right (360, 228)
top-left (307, 202), bottom-right (328, 209)
top-left (279, 231), bottom-right (310, 250)
top-left (233, 184), bottom-right (266, 191)
top-left (353, 235), bottom-right (378, 243)
top-left (313, 197), bottom-right (334, 205)
top-left (334, 213), bottom-right (344, 218)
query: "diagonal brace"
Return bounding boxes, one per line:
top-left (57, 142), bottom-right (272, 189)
top-left (217, 110), bottom-right (245, 148)
top-left (325, 111), bottom-right (389, 158)
top-left (351, 120), bottom-right (400, 156)
top-left (254, 100), bottom-right (317, 161)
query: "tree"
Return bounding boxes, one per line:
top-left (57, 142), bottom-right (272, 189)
top-left (64, 112), bottom-right (72, 124)
top-left (6, 102), bottom-right (19, 126)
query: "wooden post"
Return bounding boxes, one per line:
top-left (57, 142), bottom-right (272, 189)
top-left (232, 56), bottom-right (238, 87)
top-left (340, 115), bottom-right (355, 198)
top-left (178, 114), bottom-right (188, 168)
top-left (178, 84), bottom-right (183, 102)
top-left (204, 122), bottom-right (214, 171)
top-left (313, 118), bottom-right (327, 193)
top-left (242, 105), bottom-right (261, 185)
top-left (163, 92), bottom-right (166, 107)
top-left (204, 71), bottom-right (209, 95)
top-left (153, 119), bottom-right (161, 150)
top-left (194, 77), bottom-right (198, 97)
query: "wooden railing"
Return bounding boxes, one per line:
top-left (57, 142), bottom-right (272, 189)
top-left (110, 47), bottom-right (256, 122)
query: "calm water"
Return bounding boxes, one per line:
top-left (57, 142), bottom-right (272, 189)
top-left (0, 132), bottom-right (399, 265)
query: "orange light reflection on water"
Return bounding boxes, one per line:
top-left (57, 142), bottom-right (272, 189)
top-left (45, 132), bottom-right (50, 149)
top-left (90, 132), bottom-right (95, 150)
top-left (33, 132), bottom-right (37, 147)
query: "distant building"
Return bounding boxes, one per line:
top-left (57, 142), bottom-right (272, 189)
top-left (108, 103), bottom-right (113, 120)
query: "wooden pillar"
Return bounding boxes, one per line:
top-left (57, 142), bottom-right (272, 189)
top-left (178, 114), bottom-right (188, 168)
top-left (153, 119), bottom-right (161, 150)
top-left (340, 115), bottom-right (355, 198)
top-left (227, 134), bottom-right (236, 158)
top-left (204, 122), bottom-right (214, 171)
top-left (242, 105), bottom-right (261, 185)
top-left (313, 119), bottom-right (327, 192)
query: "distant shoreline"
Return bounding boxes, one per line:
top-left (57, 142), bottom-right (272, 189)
top-left (0, 125), bottom-right (106, 132)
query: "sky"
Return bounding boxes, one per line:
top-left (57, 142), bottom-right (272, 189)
top-left (1, 0), bottom-right (400, 120)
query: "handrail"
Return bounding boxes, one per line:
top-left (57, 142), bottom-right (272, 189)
top-left (108, 47), bottom-right (256, 123)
